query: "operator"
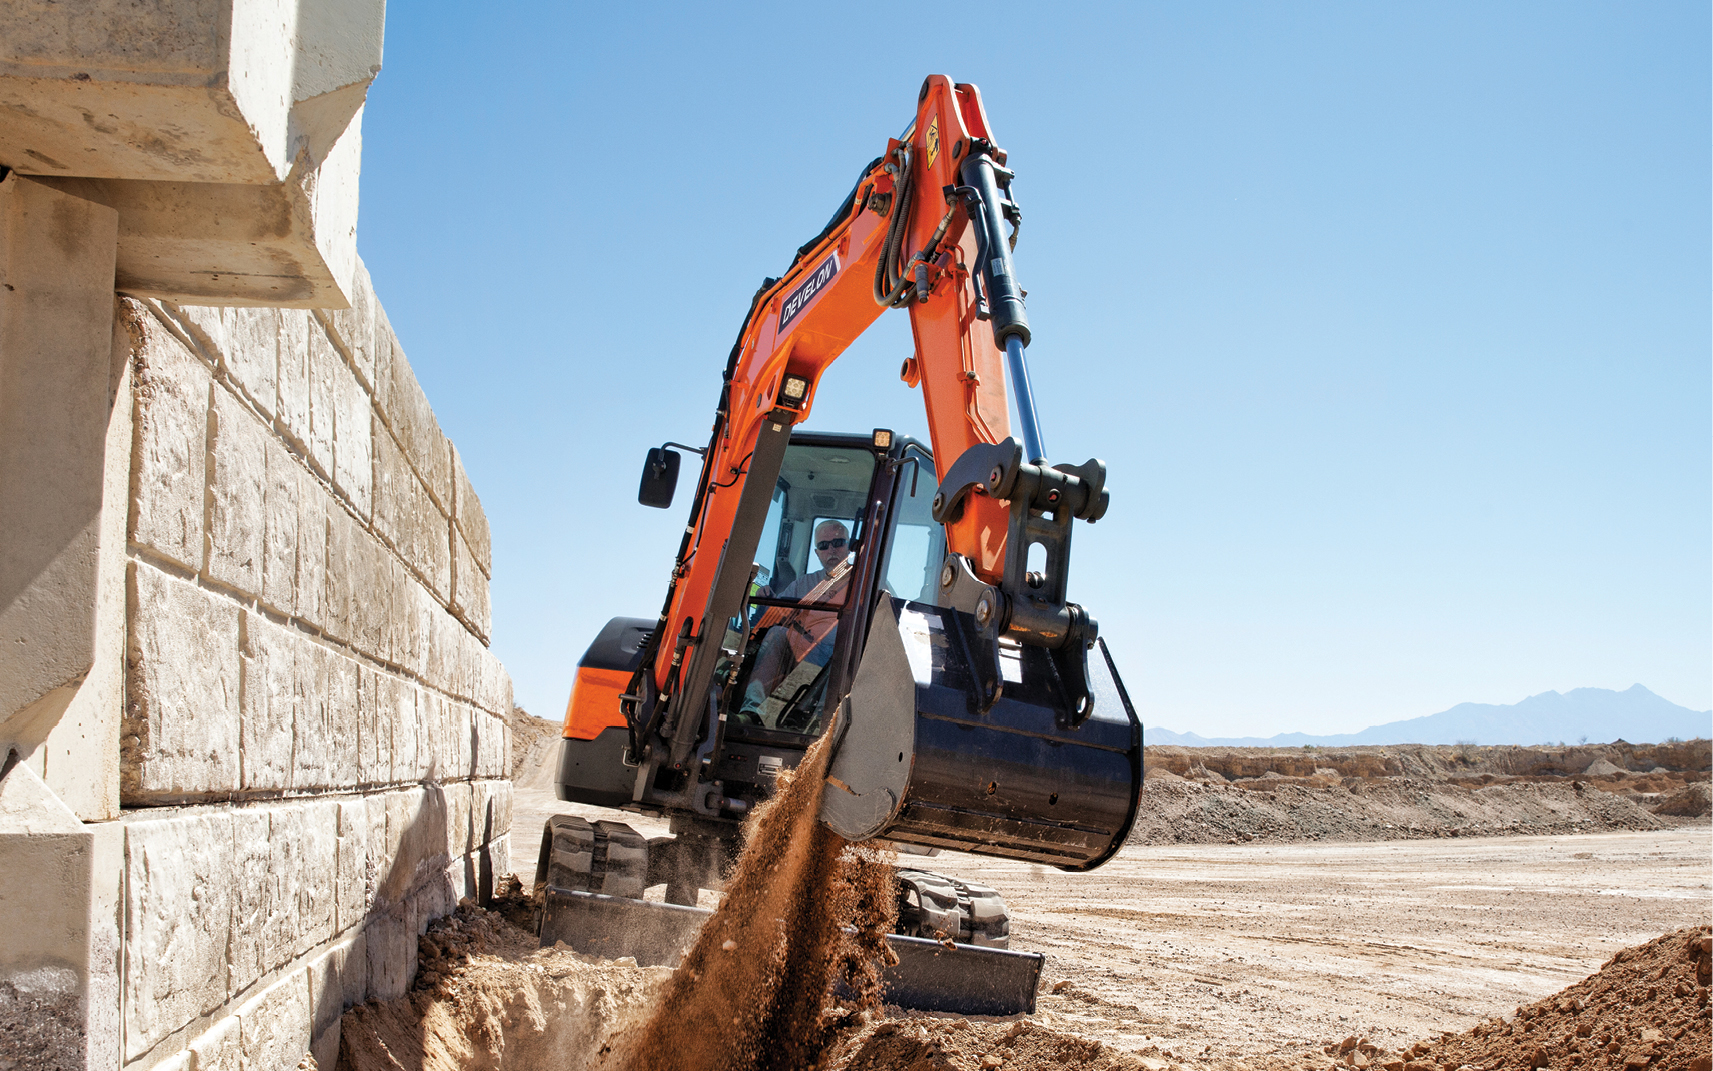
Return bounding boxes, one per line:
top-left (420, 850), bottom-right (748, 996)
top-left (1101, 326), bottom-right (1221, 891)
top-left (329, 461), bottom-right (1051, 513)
top-left (737, 519), bottom-right (853, 720)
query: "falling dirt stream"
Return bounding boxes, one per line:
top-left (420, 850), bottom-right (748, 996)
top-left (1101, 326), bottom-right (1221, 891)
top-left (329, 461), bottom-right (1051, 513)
top-left (608, 711), bottom-right (897, 1071)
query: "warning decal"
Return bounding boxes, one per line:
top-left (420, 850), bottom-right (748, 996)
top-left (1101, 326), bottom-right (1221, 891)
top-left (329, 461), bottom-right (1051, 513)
top-left (925, 115), bottom-right (940, 169)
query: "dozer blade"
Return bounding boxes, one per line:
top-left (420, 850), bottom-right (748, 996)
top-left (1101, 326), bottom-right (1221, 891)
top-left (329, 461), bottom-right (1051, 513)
top-left (539, 886), bottom-right (1044, 1016)
top-left (821, 597), bottom-right (1142, 870)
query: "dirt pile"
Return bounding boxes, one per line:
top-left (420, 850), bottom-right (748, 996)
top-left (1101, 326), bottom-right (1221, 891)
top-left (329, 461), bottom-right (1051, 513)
top-left (1654, 783), bottom-right (1712, 818)
top-left (1129, 776), bottom-right (1669, 845)
top-left (1377, 926), bottom-right (1711, 1071)
top-left (826, 1018), bottom-right (1151, 1070)
top-left (611, 710), bottom-right (897, 1071)
top-left (336, 898), bottom-right (668, 1071)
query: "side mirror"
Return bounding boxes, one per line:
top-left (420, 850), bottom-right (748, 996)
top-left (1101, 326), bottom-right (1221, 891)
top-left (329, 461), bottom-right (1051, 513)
top-left (638, 447), bottom-right (681, 509)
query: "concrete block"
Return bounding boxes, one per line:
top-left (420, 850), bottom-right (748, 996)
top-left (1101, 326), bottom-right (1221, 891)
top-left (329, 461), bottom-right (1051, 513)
top-left (123, 562), bottom-right (240, 801)
top-left (292, 467), bottom-right (326, 629)
top-left (335, 802), bottom-right (372, 933)
top-left (275, 310), bottom-right (311, 459)
top-left (450, 525), bottom-right (491, 644)
top-left (377, 340), bottom-right (451, 513)
top-left (0, 0), bottom-right (383, 185)
top-left (354, 667), bottom-right (388, 788)
top-left (378, 554), bottom-right (406, 668)
top-left (352, 533), bottom-right (389, 663)
top-left (331, 348), bottom-right (372, 519)
top-left (123, 811), bottom-right (234, 1060)
top-left (381, 786), bottom-right (447, 908)
top-left (238, 613), bottom-right (295, 792)
top-left (305, 320), bottom-right (337, 483)
top-left (450, 445), bottom-right (491, 579)
top-left (260, 436), bottom-right (299, 617)
top-left (224, 307), bottom-right (281, 420)
top-left (382, 676), bottom-right (418, 785)
top-left (361, 903), bottom-right (414, 1003)
top-left (321, 507), bottom-right (356, 646)
top-left (170, 305), bottom-right (279, 420)
top-left (129, 314), bottom-right (210, 572)
top-left (168, 303), bottom-right (229, 367)
top-left (292, 644), bottom-right (358, 791)
top-left (317, 258), bottom-right (377, 390)
top-left (372, 423), bottom-right (451, 605)
top-left (190, 1012), bottom-right (241, 1071)
top-left (29, 110), bottom-right (367, 309)
top-left (295, 801), bottom-right (340, 960)
top-left (228, 805), bottom-right (281, 995)
top-left (307, 933), bottom-right (363, 1070)
top-left (441, 779), bottom-right (473, 864)
top-left (207, 387), bottom-right (267, 597)
top-left (237, 969), bottom-right (312, 1071)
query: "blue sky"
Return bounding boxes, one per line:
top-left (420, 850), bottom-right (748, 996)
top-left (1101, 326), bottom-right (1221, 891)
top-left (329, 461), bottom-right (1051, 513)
top-left (356, 2), bottom-right (1711, 737)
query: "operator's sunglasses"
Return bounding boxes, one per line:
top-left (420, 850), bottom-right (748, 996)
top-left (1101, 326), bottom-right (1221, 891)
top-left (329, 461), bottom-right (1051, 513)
top-left (816, 538), bottom-right (848, 551)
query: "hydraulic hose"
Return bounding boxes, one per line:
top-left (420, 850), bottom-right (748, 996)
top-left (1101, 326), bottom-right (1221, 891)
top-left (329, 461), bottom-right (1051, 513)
top-left (872, 145), bottom-right (918, 307)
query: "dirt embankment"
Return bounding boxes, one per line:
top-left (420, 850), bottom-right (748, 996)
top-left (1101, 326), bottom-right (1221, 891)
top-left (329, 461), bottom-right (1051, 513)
top-left (1132, 741), bottom-right (1710, 845)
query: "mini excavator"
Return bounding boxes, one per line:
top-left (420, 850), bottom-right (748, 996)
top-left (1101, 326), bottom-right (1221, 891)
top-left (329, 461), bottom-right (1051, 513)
top-left (535, 76), bottom-right (1143, 1015)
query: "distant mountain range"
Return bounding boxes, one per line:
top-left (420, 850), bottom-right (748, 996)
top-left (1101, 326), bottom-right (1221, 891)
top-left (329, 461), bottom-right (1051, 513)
top-left (1147, 685), bottom-right (1712, 748)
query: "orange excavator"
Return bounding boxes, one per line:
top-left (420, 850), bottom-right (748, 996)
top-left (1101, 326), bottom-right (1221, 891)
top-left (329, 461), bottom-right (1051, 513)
top-left (535, 76), bottom-right (1143, 1014)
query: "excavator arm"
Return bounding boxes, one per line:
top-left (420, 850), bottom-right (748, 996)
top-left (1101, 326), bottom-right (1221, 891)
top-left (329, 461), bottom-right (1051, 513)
top-left (611, 75), bottom-right (1139, 869)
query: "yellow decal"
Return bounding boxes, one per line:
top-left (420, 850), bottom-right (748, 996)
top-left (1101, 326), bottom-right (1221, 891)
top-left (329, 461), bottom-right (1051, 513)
top-left (925, 116), bottom-right (940, 169)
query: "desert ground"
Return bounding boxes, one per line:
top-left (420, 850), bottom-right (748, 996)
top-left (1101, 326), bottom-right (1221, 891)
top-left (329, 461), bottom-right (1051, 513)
top-left (346, 716), bottom-right (1708, 1070)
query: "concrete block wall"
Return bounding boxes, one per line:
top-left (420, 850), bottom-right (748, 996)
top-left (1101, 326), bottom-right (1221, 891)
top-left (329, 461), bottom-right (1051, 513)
top-left (106, 265), bottom-right (512, 1071)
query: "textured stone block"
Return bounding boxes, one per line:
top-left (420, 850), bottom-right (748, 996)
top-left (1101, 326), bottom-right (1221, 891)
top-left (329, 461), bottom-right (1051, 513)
top-left (398, 576), bottom-right (434, 682)
top-left (384, 677), bottom-right (419, 785)
top-left (450, 445), bottom-right (491, 579)
top-left (294, 645), bottom-right (359, 791)
top-left (293, 468), bottom-right (327, 630)
top-left (472, 712), bottom-right (505, 781)
top-left (295, 801), bottom-right (340, 960)
top-left (352, 534), bottom-right (389, 663)
top-left (237, 971), bottom-right (312, 1071)
top-left (223, 307), bottom-right (280, 421)
top-left (189, 1012), bottom-right (240, 1071)
top-left (441, 780), bottom-right (473, 864)
top-left (317, 258), bottom-right (377, 390)
top-left (335, 801), bottom-right (373, 933)
top-left (330, 345), bottom-right (372, 519)
top-left (129, 316), bottom-right (210, 572)
top-left (372, 423), bottom-right (451, 604)
top-left (275, 309), bottom-right (312, 461)
top-left (377, 338), bottom-right (452, 512)
top-left (361, 903), bottom-right (415, 1003)
top-left (171, 304), bottom-right (279, 420)
top-left (305, 323), bottom-right (338, 482)
top-left (260, 437), bottom-right (299, 617)
top-left (123, 811), bottom-right (234, 1060)
top-left (308, 934), bottom-right (364, 1071)
top-left (238, 613), bottom-right (295, 792)
top-left (355, 667), bottom-right (389, 787)
top-left (322, 507), bottom-right (356, 646)
top-left (124, 563), bottom-right (240, 800)
top-left (229, 805), bottom-right (283, 995)
top-left (450, 526), bottom-right (491, 644)
top-left (206, 387), bottom-right (267, 597)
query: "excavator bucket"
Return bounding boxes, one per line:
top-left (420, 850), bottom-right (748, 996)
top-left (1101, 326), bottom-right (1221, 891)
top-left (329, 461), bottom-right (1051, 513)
top-left (821, 597), bottom-right (1143, 869)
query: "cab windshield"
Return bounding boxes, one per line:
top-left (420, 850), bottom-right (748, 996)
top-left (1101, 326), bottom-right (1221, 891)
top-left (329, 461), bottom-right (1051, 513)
top-left (727, 440), bottom-right (877, 734)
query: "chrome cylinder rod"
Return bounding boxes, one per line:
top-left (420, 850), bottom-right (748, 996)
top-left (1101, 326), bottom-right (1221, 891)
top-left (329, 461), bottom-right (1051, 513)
top-left (1005, 334), bottom-right (1048, 464)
